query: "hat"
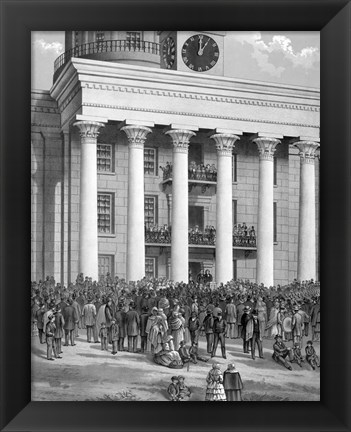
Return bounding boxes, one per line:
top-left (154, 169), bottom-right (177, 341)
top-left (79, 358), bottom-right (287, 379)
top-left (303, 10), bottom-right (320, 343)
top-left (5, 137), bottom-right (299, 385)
top-left (177, 375), bottom-right (185, 380)
top-left (171, 376), bottom-right (178, 381)
top-left (293, 304), bottom-right (300, 311)
top-left (217, 311), bottom-right (222, 315)
top-left (274, 334), bottom-right (282, 340)
top-left (306, 340), bottom-right (313, 345)
top-left (252, 309), bottom-right (258, 315)
top-left (244, 306), bottom-right (251, 312)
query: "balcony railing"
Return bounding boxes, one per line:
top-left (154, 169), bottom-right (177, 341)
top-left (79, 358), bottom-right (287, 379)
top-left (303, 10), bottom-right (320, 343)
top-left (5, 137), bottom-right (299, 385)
top-left (160, 162), bottom-right (218, 182)
top-left (145, 224), bottom-right (257, 248)
top-left (53, 39), bottom-right (160, 79)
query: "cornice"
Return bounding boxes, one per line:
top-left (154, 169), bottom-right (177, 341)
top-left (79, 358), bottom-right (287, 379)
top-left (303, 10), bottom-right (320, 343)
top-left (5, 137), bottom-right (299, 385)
top-left (82, 102), bottom-right (319, 129)
top-left (31, 106), bottom-right (60, 114)
top-left (81, 82), bottom-right (319, 113)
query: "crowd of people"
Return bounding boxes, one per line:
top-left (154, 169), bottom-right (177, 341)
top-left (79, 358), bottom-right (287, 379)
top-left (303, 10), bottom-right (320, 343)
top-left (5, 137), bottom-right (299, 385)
top-left (31, 273), bottom-right (320, 375)
top-left (145, 223), bottom-right (256, 247)
top-left (160, 161), bottom-right (218, 182)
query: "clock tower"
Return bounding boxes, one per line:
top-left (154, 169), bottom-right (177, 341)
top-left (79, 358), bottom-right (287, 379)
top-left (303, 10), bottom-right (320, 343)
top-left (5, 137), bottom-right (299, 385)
top-left (159, 31), bottom-right (225, 76)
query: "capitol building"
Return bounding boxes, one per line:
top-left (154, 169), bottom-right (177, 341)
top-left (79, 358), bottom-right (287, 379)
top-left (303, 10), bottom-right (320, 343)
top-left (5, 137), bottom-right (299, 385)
top-left (31, 31), bottom-right (320, 287)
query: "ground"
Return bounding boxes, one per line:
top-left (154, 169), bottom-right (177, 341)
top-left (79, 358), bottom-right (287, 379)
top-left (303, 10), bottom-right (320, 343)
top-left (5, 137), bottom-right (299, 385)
top-left (31, 333), bottom-right (320, 402)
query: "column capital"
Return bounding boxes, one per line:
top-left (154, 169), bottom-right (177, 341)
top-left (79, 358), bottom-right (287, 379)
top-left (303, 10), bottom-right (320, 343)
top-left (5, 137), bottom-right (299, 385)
top-left (211, 133), bottom-right (240, 156)
top-left (73, 121), bottom-right (105, 140)
top-left (121, 125), bottom-right (152, 149)
top-left (165, 129), bottom-right (196, 153)
top-left (254, 137), bottom-right (280, 161)
top-left (295, 141), bottom-right (319, 164)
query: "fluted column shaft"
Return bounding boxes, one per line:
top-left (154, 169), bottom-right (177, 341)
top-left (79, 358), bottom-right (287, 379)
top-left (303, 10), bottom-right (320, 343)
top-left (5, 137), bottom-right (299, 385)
top-left (211, 133), bottom-right (240, 284)
top-left (254, 137), bottom-right (280, 287)
top-left (295, 141), bottom-right (319, 282)
top-left (74, 120), bottom-right (105, 281)
top-left (121, 125), bottom-right (152, 282)
top-left (165, 129), bottom-right (195, 282)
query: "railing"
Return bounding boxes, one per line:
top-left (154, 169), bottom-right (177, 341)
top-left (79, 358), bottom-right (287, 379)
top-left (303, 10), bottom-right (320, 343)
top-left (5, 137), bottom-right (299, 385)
top-left (145, 224), bottom-right (257, 247)
top-left (54, 39), bottom-right (160, 77)
top-left (160, 162), bottom-right (217, 182)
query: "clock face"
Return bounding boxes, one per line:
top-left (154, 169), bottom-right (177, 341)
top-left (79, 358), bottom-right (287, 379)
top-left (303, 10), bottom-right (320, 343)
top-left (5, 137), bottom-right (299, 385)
top-left (162, 36), bottom-right (176, 69)
top-left (182, 34), bottom-right (220, 72)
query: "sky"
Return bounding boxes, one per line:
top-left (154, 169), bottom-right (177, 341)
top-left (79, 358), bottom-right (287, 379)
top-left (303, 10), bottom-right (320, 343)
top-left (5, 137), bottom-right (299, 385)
top-left (31, 31), bottom-right (320, 91)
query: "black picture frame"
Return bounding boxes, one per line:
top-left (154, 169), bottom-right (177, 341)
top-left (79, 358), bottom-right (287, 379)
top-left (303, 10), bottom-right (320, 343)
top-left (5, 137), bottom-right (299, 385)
top-left (1, 0), bottom-right (350, 431)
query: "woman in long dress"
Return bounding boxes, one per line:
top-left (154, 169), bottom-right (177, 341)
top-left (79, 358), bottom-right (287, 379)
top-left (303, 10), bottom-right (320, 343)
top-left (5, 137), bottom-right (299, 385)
top-left (205, 363), bottom-right (226, 401)
top-left (153, 342), bottom-right (183, 369)
top-left (265, 300), bottom-right (280, 338)
top-left (223, 363), bottom-right (243, 401)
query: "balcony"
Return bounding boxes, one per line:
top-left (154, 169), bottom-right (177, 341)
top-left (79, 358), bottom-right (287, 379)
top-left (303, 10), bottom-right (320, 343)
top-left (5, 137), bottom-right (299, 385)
top-left (160, 162), bottom-right (217, 193)
top-left (145, 224), bottom-right (257, 250)
top-left (53, 39), bottom-right (160, 81)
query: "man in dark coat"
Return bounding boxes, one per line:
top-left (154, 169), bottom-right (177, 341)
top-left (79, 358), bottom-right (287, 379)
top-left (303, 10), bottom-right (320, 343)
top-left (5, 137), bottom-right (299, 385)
top-left (54, 305), bottom-right (65, 356)
top-left (126, 302), bottom-right (140, 353)
top-left (241, 306), bottom-right (251, 353)
top-left (62, 298), bottom-right (79, 346)
top-left (139, 306), bottom-right (149, 353)
top-left (203, 310), bottom-right (214, 354)
top-left (223, 363), bottom-right (243, 401)
top-left (246, 309), bottom-right (264, 360)
top-left (36, 304), bottom-right (46, 344)
top-left (45, 314), bottom-right (57, 360)
top-left (188, 311), bottom-right (200, 345)
top-left (105, 298), bottom-right (114, 344)
top-left (211, 311), bottom-right (227, 359)
top-left (115, 304), bottom-right (127, 351)
top-left (272, 334), bottom-right (293, 370)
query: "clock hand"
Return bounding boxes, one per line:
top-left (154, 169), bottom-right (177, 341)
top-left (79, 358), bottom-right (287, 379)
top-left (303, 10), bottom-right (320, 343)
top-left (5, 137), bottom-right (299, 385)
top-left (202, 37), bottom-right (210, 51)
top-left (198, 35), bottom-right (204, 55)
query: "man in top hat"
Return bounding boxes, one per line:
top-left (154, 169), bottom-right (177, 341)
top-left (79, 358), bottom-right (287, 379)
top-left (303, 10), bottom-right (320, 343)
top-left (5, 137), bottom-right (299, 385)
top-left (188, 311), bottom-right (200, 345)
top-left (211, 310), bottom-right (227, 359)
top-left (272, 334), bottom-right (293, 370)
top-left (126, 301), bottom-right (140, 353)
top-left (225, 297), bottom-right (237, 339)
top-left (82, 296), bottom-right (97, 343)
top-left (203, 309), bottom-right (214, 354)
top-left (246, 309), bottom-right (264, 360)
top-left (291, 304), bottom-right (306, 347)
top-left (241, 305), bottom-right (252, 354)
top-left (45, 314), bottom-right (57, 360)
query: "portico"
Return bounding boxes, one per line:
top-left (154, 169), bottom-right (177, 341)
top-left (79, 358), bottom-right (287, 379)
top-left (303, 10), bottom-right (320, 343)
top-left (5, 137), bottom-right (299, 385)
top-left (38, 57), bottom-right (320, 286)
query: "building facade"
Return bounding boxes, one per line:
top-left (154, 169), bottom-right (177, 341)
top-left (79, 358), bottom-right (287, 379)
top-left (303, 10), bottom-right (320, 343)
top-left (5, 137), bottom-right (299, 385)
top-left (31, 31), bottom-right (320, 286)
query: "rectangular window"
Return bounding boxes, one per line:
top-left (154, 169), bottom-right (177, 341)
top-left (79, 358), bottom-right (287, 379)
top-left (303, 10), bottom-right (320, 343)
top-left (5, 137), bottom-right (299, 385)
top-left (189, 206), bottom-right (204, 230)
top-left (232, 153), bottom-right (237, 183)
top-left (98, 193), bottom-right (114, 234)
top-left (144, 147), bottom-right (157, 176)
top-left (97, 144), bottom-right (114, 173)
top-left (233, 260), bottom-right (237, 281)
top-left (273, 156), bottom-right (277, 186)
top-left (98, 255), bottom-right (114, 279)
top-left (273, 202), bottom-right (277, 243)
top-left (233, 199), bottom-right (237, 225)
top-left (126, 31), bottom-right (142, 49)
top-left (75, 31), bottom-right (80, 47)
top-left (145, 257), bottom-right (157, 278)
top-left (188, 143), bottom-right (203, 166)
top-left (144, 195), bottom-right (158, 227)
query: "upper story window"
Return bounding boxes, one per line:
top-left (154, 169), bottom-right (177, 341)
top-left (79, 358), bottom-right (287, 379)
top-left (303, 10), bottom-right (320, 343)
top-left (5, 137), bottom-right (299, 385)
top-left (144, 147), bottom-right (157, 176)
top-left (98, 193), bottom-right (114, 234)
top-left (97, 144), bottom-right (114, 173)
top-left (126, 32), bottom-right (142, 49)
top-left (144, 195), bottom-right (158, 227)
top-left (74, 31), bottom-right (80, 47)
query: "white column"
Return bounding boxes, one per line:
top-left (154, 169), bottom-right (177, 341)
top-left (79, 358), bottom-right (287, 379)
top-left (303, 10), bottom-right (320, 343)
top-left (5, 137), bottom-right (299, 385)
top-left (210, 133), bottom-right (240, 284)
top-left (254, 137), bottom-right (280, 287)
top-left (121, 125), bottom-right (152, 282)
top-left (295, 141), bottom-right (319, 282)
top-left (165, 129), bottom-right (196, 282)
top-left (73, 120), bottom-right (105, 281)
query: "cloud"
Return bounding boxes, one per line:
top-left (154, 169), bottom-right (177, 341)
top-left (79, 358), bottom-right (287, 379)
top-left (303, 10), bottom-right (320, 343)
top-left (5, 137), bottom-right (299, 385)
top-left (33, 39), bottom-right (64, 55)
top-left (232, 32), bottom-right (319, 78)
